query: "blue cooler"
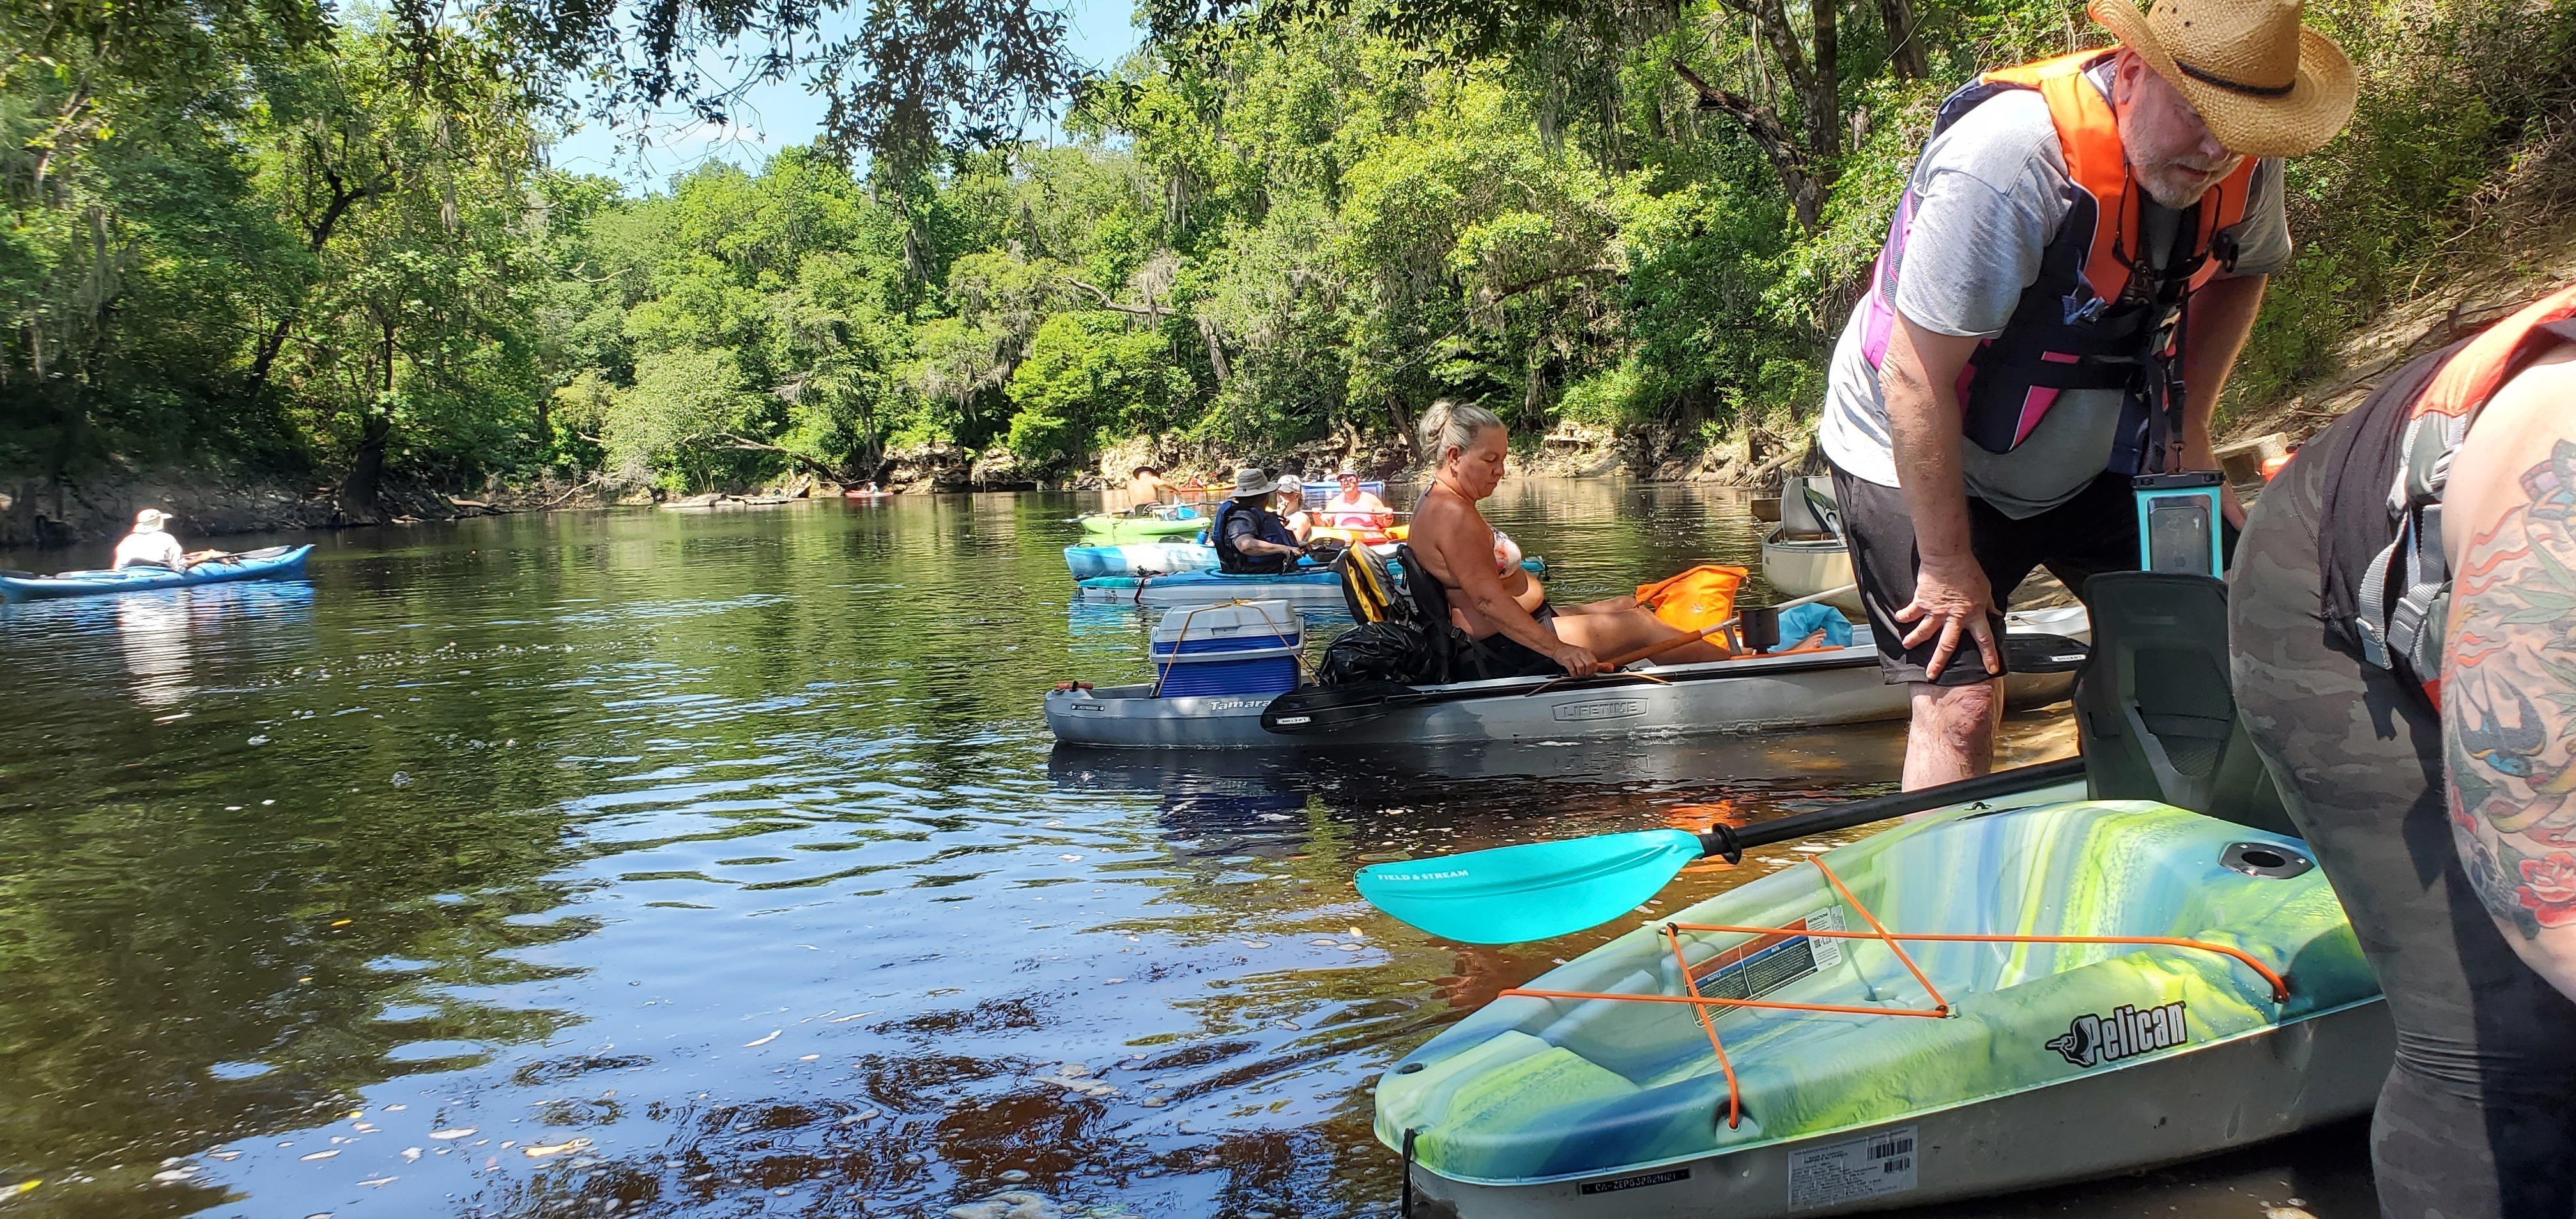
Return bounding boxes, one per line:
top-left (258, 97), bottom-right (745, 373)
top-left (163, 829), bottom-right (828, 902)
top-left (1150, 601), bottom-right (1303, 698)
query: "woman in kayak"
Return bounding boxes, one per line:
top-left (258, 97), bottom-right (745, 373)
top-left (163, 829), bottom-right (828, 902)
top-left (1412, 401), bottom-right (1731, 678)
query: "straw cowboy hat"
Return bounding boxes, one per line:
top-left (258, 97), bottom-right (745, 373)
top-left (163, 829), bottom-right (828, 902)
top-left (2089, 0), bottom-right (2356, 157)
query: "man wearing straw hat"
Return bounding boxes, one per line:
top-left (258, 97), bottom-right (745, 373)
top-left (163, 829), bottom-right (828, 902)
top-left (1817, 0), bottom-right (2356, 790)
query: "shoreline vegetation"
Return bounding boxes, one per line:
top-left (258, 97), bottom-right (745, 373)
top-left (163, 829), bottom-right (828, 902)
top-left (3, 0), bottom-right (2570, 548)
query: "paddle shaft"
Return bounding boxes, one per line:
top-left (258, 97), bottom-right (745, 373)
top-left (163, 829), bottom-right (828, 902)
top-left (1694, 755), bottom-right (2087, 863)
top-left (1594, 583), bottom-right (1860, 669)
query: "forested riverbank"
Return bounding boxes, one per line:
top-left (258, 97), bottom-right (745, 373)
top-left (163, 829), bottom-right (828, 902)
top-left (4, 0), bottom-right (2572, 543)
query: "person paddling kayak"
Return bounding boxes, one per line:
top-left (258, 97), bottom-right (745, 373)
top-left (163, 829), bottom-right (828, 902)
top-left (1320, 470), bottom-right (1392, 532)
top-left (1210, 468), bottom-right (1306, 575)
top-left (1820, 0), bottom-right (2354, 790)
top-left (112, 509), bottom-right (194, 571)
top-left (2234, 286), bottom-right (2576, 1218)
top-left (1126, 464), bottom-right (1183, 507)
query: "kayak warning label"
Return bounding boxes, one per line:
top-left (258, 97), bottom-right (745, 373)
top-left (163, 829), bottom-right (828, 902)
top-left (1787, 1124), bottom-right (1917, 1209)
top-left (1692, 907), bottom-right (1844, 1019)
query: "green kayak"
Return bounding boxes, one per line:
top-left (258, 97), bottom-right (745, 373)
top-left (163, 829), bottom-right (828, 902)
top-left (1373, 573), bottom-right (2395, 1218)
top-left (1078, 512), bottom-right (1209, 542)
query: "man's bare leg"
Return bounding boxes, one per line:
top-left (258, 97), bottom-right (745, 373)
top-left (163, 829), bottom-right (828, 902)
top-left (1903, 678), bottom-right (2002, 790)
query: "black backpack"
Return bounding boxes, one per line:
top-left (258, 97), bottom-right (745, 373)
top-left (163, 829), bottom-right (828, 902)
top-left (1315, 546), bottom-right (1450, 686)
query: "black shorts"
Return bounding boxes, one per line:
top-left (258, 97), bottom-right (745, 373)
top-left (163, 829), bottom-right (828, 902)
top-left (1830, 465), bottom-right (2140, 686)
top-left (1452, 603), bottom-right (1562, 680)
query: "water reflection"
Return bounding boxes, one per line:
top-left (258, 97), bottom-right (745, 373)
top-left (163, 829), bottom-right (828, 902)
top-left (0, 486), bottom-right (2350, 1219)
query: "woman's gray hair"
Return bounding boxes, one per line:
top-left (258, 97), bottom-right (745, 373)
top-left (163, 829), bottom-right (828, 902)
top-left (1418, 400), bottom-right (1505, 461)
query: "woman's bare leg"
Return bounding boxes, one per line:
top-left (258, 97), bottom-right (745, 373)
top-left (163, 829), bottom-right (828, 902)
top-left (1549, 610), bottom-right (1731, 664)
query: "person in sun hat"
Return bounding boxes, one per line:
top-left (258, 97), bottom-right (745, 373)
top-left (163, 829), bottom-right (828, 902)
top-left (1210, 467), bottom-right (1307, 574)
top-left (112, 508), bottom-right (192, 571)
top-left (1816, 0), bottom-right (2356, 790)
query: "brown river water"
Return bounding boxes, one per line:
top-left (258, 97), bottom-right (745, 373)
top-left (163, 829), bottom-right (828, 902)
top-left (0, 479), bottom-right (2367, 1218)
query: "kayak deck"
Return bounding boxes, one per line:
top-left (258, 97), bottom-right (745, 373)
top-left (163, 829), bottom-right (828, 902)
top-left (1375, 795), bottom-right (2387, 1215)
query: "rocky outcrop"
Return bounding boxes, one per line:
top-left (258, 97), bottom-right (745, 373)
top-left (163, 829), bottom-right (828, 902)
top-left (884, 441), bottom-right (974, 492)
top-left (0, 469), bottom-right (514, 549)
top-left (967, 447), bottom-right (1040, 491)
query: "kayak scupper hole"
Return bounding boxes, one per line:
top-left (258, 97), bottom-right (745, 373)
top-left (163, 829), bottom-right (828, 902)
top-left (1398, 1062), bottom-right (1425, 1075)
top-left (2220, 841), bottom-right (2314, 879)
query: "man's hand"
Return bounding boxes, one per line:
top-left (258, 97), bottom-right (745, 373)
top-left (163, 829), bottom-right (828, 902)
top-left (1547, 641), bottom-right (1605, 678)
top-left (1894, 555), bottom-right (2001, 681)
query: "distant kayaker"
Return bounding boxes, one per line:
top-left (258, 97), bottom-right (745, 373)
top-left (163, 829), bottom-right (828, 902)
top-left (1321, 471), bottom-right (1393, 532)
top-left (1211, 468), bottom-right (1305, 575)
top-left (112, 509), bottom-right (191, 571)
top-left (1127, 464), bottom-right (1183, 507)
top-left (1817, 0), bottom-right (2354, 789)
top-left (1411, 401), bottom-right (1728, 678)
top-left (2234, 286), bottom-right (2576, 1216)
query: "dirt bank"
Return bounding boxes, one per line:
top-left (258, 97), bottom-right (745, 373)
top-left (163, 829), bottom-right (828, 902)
top-left (0, 470), bottom-right (626, 551)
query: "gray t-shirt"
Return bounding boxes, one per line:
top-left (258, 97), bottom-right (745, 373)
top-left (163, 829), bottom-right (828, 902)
top-left (1818, 67), bottom-right (2292, 519)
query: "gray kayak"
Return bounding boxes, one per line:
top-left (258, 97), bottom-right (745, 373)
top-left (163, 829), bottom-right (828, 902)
top-left (1045, 607), bottom-right (2089, 749)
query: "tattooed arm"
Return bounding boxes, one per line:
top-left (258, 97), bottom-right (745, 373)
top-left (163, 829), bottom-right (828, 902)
top-left (2441, 345), bottom-right (2576, 999)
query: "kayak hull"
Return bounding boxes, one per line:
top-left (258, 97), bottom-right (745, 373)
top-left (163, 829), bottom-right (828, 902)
top-left (1078, 569), bottom-right (1346, 607)
top-left (1044, 614), bottom-right (2082, 747)
top-left (1078, 514), bottom-right (1208, 541)
top-left (1374, 793), bottom-right (2390, 1218)
top-left (1397, 1000), bottom-right (2389, 1218)
top-left (0, 545), bottom-right (316, 602)
top-left (1761, 530), bottom-right (1860, 615)
top-left (1064, 542), bottom-right (1220, 578)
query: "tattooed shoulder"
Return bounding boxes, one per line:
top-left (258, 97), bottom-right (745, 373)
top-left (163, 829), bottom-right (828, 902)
top-left (2444, 438), bottom-right (2576, 940)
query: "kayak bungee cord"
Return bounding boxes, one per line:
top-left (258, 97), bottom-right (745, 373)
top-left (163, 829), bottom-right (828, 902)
top-left (1494, 855), bottom-right (2297, 1131)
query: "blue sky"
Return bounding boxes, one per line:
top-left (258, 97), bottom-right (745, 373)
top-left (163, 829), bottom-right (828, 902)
top-left (549, 0), bottom-right (1147, 190)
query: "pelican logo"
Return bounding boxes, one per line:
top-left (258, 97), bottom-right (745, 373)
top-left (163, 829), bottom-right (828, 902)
top-left (2046, 1000), bottom-right (2188, 1068)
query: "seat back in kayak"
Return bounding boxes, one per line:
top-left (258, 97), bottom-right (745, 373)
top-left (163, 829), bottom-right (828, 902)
top-left (2074, 572), bottom-right (2293, 836)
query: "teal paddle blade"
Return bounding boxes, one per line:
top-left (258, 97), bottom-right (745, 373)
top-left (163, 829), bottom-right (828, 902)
top-left (1355, 829), bottom-right (1705, 944)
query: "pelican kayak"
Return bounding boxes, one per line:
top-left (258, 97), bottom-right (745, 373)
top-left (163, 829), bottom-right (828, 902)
top-left (1374, 572), bottom-right (2392, 1217)
top-left (0, 545), bottom-right (315, 603)
top-left (1374, 786), bottom-right (2389, 1217)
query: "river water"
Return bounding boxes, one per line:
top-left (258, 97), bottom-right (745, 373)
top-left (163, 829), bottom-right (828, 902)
top-left (0, 479), bottom-right (2366, 1219)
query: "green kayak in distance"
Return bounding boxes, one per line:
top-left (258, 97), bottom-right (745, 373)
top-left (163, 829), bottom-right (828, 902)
top-left (1078, 512), bottom-right (1209, 542)
top-left (1376, 784), bottom-right (2391, 1218)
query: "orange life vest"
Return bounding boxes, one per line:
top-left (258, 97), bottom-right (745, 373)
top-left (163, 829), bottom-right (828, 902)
top-left (1858, 50), bottom-right (2259, 467)
top-left (2342, 285), bottom-right (2576, 702)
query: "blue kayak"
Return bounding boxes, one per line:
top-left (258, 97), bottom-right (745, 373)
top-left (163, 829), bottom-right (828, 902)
top-left (0, 545), bottom-right (315, 602)
top-left (1078, 568), bottom-right (1347, 608)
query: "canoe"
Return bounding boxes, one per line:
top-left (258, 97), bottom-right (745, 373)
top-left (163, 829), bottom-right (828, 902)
top-left (0, 545), bottom-right (315, 603)
top-left (1373, 776), bottom-right (2390, 1218)
top-left (1043, 606), bottom-right (2090, 748)
top-left (1078, 512), bottom-right (1209, 541)
top-left (1761, 528), bottom-right (1860, 615)
top-left (1064, 542), bottom-right (1221, 579)
top-left (1078, 568), bottom-right (1348, 607)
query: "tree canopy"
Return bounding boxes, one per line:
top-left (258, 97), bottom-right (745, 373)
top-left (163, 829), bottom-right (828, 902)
top-left (3, 0), bottom-right (2570, 502)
